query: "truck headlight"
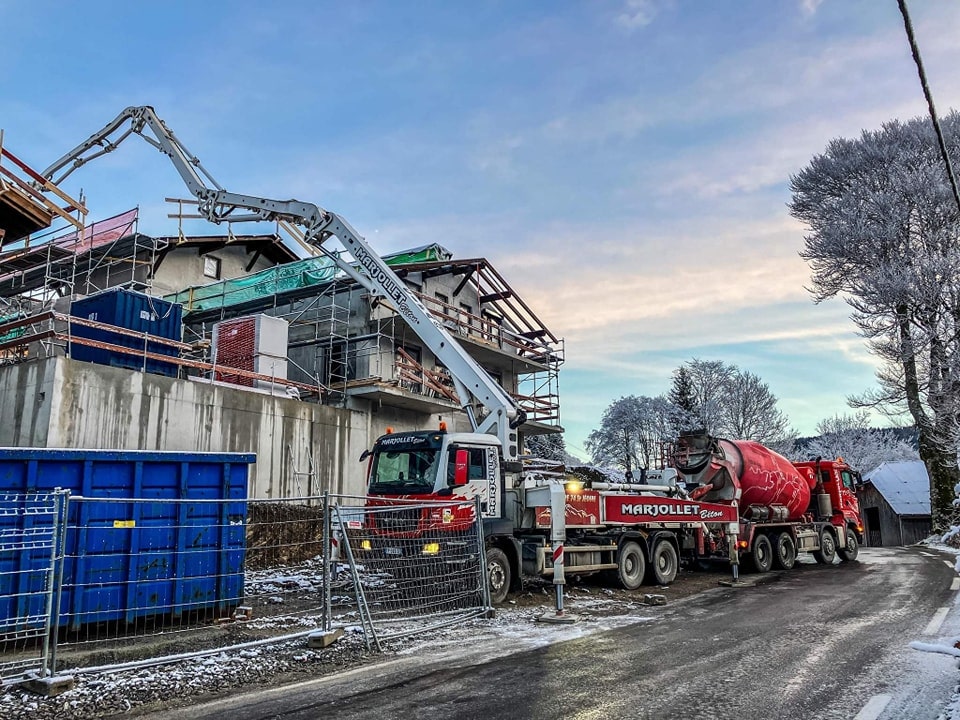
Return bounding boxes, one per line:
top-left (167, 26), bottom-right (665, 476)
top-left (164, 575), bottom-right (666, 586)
top-left (360, 539), bottom-right (372, 551)
top-left (422, 542), bottom-right (441, 555)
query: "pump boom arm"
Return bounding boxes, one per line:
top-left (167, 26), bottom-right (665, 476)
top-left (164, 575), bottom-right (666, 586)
top-left (43, 106), bottom-right (525, 457)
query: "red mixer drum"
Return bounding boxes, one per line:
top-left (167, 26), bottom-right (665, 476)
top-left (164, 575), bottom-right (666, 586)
top-left (721, 439), bottom-right (813, 521)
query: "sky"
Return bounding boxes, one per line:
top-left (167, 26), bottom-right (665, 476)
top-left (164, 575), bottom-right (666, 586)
top-left (3, 0), bottom-right (960, 460)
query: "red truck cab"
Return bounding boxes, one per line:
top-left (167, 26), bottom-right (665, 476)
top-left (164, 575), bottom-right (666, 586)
top-left (792, 457), bottom-right (864, 553)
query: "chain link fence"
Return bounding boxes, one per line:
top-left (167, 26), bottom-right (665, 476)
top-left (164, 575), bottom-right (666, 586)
top-left (0, 492), bottom-right (489, 687)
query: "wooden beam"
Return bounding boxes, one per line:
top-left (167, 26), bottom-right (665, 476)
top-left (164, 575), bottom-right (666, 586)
top-left (452, 267), bottom-right (476, 297)
top-left (244, 246), bottom-right (265, 272)
top-left (479, 290), bottom-right (512, 304)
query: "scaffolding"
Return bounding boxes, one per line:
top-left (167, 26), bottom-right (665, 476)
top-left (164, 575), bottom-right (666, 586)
top-left (174, 250), bottom-right (565, 428)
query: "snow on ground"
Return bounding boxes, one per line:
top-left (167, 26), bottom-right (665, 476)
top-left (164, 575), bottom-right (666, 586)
top-left (915, 537), bottom-right (960, 720)
top-left (0, 588), bottom-right (660, 720)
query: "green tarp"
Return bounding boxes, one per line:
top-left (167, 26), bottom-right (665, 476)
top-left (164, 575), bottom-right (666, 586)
top-left (0, 314), bottom-right (25, 343)
top-left (165, 255), bottom-right (339, 313)
top-left (165, 243), bottom-right (450, 315)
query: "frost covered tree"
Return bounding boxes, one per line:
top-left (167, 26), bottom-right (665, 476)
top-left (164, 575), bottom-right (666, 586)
top-left (634, 395), bottom-right (677, 468)
top-left (682, 359), bottom-right (735, 434)
top-left (717, 370), bottom-right (791, 444)
top-left (790, 112), bottom-right (960, 531)
top-left (525, 433), bottom-right (570, 463)
top-left (675, 359), bottom-right (791, 444)
top-left (585, 395), bottom-right (677, 471)
top-left (585, 396), bottom-right (643, 472)
top-left (802, 412), bottom-right (919, 473)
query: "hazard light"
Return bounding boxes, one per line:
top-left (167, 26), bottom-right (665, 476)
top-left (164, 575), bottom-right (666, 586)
top-left (738, 540), bottom-right (749, 549)
top-left (360, 539), bottom-right (372, 551)
top-left (856, 524), bottom-right (863, 533)
top-left (564, 480), bottom-right (583, 494)
top-left (422, 542), bottom-right (441, 555)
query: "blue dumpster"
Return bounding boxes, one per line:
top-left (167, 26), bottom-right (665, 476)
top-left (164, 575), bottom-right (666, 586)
top-left (0, 448), bottom-right (254, 631)
top-left (69, 288), bottom-right (184, 377)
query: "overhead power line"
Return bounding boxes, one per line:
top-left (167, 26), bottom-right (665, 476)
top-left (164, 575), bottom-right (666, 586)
top-left (897, 0), bottom-right (960, 215)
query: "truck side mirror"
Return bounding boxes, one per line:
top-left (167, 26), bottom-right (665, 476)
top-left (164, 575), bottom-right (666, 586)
top-left (454, 449), bottom-right (469, 486)
top-left (359, 449), bottom-right (371, 462)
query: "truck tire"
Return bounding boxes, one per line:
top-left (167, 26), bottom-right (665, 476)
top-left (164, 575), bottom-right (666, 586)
top-left (485, 548), bottom-right (511, 605)
top-left (813, 527), bottom-right (837, 564)
top-left (838, 531), bottom-right (859, 562)
top-left (617, 541), bottom-right (646, 590)
top-left (751, 534), bottom-right (774, 573)
top-left (648, 539), bottom-right (679, 585)
top-left (772, 531), bottom-right (796, 570)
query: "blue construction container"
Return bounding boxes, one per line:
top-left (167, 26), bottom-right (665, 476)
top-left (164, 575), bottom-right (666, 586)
top-left (69, 288), bottom-right (183, 377)
top-left (0, 448), bottom-right (253, 631)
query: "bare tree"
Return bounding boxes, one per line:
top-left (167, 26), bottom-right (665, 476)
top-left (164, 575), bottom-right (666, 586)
top-left (790, 112), bottom-right (960, 530)
top-left (634, 395), bottom-right (676, 468)
top-left (585, 396), bottom-right (644, 471)
top-left (717, 370), bottom-right (791, 444)
top-left (677, 359), bottom-right (791, 444)
top-left (802, 412), bottom-right (919, 473)
top-left (683, 359), bottom-right (736, 434)
top-left (586, 395), bottom-right (677, 470)
top-left (525, 433), bottom-right (570, 463)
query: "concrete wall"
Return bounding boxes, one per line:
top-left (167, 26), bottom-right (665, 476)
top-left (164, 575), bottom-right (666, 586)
top-left (0, 359), bottom-right (56, 447)
top-left (0, 357), bottom-right (369, 498)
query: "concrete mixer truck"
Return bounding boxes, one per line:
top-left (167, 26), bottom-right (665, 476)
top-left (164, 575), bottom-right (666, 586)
top-left (670, 431), bottom-right (864, 572)
top-left (359, 427), bottom-right (863, 603)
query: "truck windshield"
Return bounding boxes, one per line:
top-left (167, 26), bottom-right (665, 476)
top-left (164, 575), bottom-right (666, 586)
top-left (369, 448), bottom-right (441, 494)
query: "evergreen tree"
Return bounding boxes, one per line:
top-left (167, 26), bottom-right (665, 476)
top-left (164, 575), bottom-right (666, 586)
top-left (669, 366), bottom-right (697, 415)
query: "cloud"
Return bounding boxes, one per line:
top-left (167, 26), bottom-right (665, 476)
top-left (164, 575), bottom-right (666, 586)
top-left (800, 0), bottom-right (825, 18)
top-left (615, 0), bottom-right (660, 31)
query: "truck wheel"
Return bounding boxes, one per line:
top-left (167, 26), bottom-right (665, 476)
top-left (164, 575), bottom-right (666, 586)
top-left (648, 539), bottom-right (679, 585)
top-left (838, 531), bottom-right (859, 562)
top-left (813, 527), bottom-right (837, 564)
top-left (773, 532), bottom-right (796, 570)
top-left (617, 541), bottom-right (646, 590)
top-left (485, 548), bottom-right (511, 605)
top-left (751, 534), bottom-right (774, 573)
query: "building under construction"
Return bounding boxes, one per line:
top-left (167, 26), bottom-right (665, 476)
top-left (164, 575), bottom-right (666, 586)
top-left (0, 133), bottom-right (564, 497)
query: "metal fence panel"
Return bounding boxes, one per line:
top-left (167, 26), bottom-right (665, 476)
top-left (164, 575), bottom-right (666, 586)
top-left (0, 493), bottom-right (490, 679)
top-left (329, 495), bottom-right (489, 647)
top-left (51, 496), bottom-right (332, 672)
top-left (0, 491), bottom-right (65, 684)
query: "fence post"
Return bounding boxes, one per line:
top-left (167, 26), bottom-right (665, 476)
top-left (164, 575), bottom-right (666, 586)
top-left (322, 491), bottom-right (331, 633)
top-left (333, 505), bottom-right (381, 652)
top-left (475, 496), bottom-right (492, 612)
top-left (29, 489), bottom-right (76, 695)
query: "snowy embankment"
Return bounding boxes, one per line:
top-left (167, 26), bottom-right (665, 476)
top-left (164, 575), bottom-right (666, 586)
top-left (914, 527), bottom-right (960, 720)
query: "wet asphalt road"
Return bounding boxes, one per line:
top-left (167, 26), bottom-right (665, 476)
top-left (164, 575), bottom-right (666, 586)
top-left (145, 547), bottom-right (960, 720)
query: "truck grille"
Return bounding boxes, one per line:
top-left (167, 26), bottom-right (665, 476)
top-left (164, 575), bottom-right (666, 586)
top-left (374, 507), bottom-right (421, 533)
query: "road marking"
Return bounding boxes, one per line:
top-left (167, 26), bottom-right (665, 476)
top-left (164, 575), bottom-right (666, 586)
top-left (854, 694), bottom-right (891, 720)
top-left (921, 551), bottom-right (935, 557)
top-left (945, 560), bottom-right (956, 569)
top-left (951, 578), bottom-right (960, 591)
top-left (924, 607), bottom-right (951, 636)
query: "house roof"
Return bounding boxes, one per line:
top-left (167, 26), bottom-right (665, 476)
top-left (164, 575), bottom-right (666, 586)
top-left (862, 460), bottom-right (930, 516)
top-left (155, 234), bottom-right (299, 266)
